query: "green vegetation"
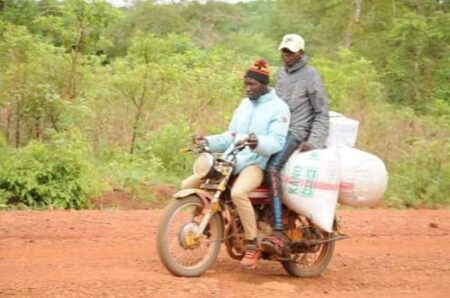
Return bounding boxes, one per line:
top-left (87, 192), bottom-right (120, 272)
top-left (0, 0), bottom-right (449, 208)
top-left (0, 130), bottom-right (104, 209)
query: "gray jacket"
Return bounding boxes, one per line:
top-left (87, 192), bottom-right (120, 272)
top-left (275, 56), bottom-right (329, 149)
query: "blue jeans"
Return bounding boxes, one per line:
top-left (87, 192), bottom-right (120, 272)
top-left (266, 133), bottom-right (301, 231)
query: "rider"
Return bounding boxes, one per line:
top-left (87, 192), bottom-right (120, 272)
top-left (262, 33), bottom-right (330, 255)
top-left (182, 59), bottom-right (290, 269)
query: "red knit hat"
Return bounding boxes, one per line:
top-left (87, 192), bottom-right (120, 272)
top-left (245, 59), bottom-right (270, 85)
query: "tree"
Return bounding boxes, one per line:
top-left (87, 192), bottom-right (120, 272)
top-left (34, 0), bottom-right (121, 99)
top-left (110, 33), bottom-right (180, 154)
top-left (0, 24), bottom-right (68, 146)
top-left (344, 0), bottom-right (363, 48)
top-left (383, 10), bottom-right (450, 109)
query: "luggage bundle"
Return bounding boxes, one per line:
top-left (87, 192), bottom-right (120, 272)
top-left (281, 112), bottom-right (388, 232)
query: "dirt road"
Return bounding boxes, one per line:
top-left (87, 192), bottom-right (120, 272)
top-left (1, 209), bottom-right (449, 297)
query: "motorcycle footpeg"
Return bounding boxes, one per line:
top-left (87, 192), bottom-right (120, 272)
top-left (260, 240), bottom-right (286, 257)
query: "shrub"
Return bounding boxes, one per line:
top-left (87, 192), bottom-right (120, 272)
top-left (0, 131), bottom-right (103, 209)
top-left (313, 48), bottom-right (384, 113)
top-left (385, 116), bottom-right (450, 208)
top-left (137, 119), bottom-right (195, 181)
top-left (99, 149), bottom-right (165, 188)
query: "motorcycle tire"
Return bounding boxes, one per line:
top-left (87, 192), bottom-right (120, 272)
top-left (281, 230), bottom-right (335, 278)
top-left (156, 195), bottom-right (223, 277)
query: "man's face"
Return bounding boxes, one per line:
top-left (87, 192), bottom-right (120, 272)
top-left (280, 48), bottom-right (302, 67)
top-left (244, 77), bottom-right (266, 101)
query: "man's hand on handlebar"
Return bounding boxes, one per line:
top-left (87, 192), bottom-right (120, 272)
top-left (246, 133), bottom-right (258, 149)
top-left (192, 134), bottom-right (208, 147)
top-left (235, 133), bottom-right (258, 150)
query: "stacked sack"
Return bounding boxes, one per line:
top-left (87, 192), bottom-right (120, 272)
top-left (327, 111), bottom-right (388, 207)
top-left (281, 111), bottom-right (388, 232)
top-left (281, 148), bottom-right (341, 232)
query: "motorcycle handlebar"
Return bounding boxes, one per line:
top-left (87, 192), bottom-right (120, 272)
top-left (180, 138), bottom-right (250, 160)
top-left (232, 141), bottom-right (248, 152)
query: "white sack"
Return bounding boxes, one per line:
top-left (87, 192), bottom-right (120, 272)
top-left (337, 147), bottom-right (388, 207)
top-left (281, 149), bottom-right (340, 232)
top-left (326, 111), bottom-right (359, 148)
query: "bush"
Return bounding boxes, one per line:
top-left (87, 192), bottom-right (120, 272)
top-left (313, 48), bottom-right (384, 113)
top-left (137, 119), bottom-right (195, 181)
top-left (96, 118), bottom-right (195, 192)
top-left (351, 99), bottom-right (450, 208)
top-left (0, 131), bottom-right (103, 209)
top-left (384, 115), bottom-right (450, 208)
top-left (387, 139), bottom-right (450, 208)
top-left (0, 135), bottom-right (10, 209)
top-left (99, 149), bottom-right (164, 188)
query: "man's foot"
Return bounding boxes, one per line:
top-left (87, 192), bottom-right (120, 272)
top-left (240, 244), bottom-right (261, 269)
top-left (261, 235), bottom-right (284, 256)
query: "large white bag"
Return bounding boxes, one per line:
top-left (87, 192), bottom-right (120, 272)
top-left (326, 111), bottom-right (359, 148)
top-left (337, 147), bottom-right (388, 207)
top-left (281, 149), bottom-right (340, 232)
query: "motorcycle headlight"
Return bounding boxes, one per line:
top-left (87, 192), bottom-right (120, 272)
top-left (193, 153), bottom-right (215, 179)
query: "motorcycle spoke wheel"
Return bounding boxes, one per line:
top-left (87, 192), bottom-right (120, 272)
top-left (299, 239), bottom-right (331, 261)
top-left (282, 217), bottom-right (335, 278)
top-left (157, 195), bottom-right (223, 277)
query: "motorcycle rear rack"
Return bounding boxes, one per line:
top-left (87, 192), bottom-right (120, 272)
top-left (293, 233), bottom-right (349, 246)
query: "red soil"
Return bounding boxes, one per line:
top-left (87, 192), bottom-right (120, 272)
top-left (0, 192), bottom-right (449, 297)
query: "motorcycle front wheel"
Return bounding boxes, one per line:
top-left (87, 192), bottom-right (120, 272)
top-left (156, 195), bottom-right (223, 277)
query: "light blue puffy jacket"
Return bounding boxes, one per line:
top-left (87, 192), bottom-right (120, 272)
top-left (206, 88), bottom-right (290, 174)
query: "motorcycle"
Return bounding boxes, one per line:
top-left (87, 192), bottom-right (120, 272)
top-left (156, 139), bottom-right (348, 277)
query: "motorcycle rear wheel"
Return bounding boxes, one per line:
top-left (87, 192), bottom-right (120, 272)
top-left (282, 230), bottom-right (335, 278)
top-left (156, 195), bottom-right (223, 277)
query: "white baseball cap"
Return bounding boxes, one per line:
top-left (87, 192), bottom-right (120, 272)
top-left (278, 33), bottom-right (305, 52)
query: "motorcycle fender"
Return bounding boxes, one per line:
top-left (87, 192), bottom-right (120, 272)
top-left (172, 188), bottom-right (211, 207)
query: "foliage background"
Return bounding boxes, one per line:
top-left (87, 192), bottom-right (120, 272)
top-left (0, 0), bottom-right (449, 209)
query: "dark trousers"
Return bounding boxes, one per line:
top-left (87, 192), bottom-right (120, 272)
top-left (266, 133), bottom-right (301, 231)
